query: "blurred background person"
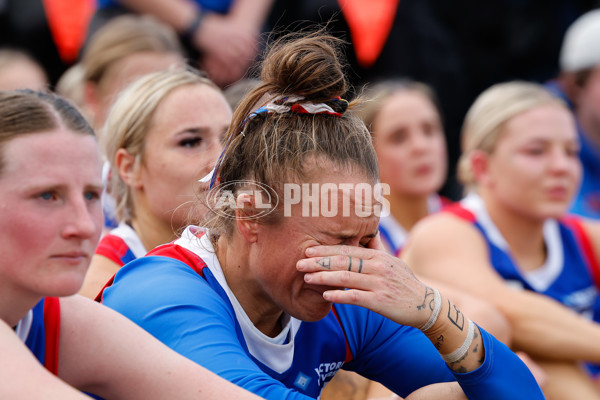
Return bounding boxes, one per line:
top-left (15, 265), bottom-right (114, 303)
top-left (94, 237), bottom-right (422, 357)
top-left (79, 68), bottom-right (231, 299)
top-left (0, 0), bottom-right (96, 85)
top-left (546, 9), bottom-right (600, 219)
top-left (403, 81), bottom-right (600, 399)
top-left (86, 0), bottom-right (274, 88)
top-left (0, 48), bottom-right (48, 91)
top-left (80, 14), bottom-right (185, 138)
top-left (359, 79), bottom-right (448, 255)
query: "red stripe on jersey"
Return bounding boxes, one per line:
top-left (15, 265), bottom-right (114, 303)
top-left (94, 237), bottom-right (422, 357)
top-left (43, 297), bottom-right (61, 375)
top-left (331, 305), bottom-right (354, 364)
top-left (562, 216), bottom-right (600, 290)
top-left (147, 243), bottom-right (209, 277)
top-left (442, 203), bottom-right (477, 222)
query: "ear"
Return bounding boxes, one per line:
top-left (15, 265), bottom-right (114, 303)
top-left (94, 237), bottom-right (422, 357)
top-left (470, 149), bottom-right (492, 186)
top-left (235, 192), bottom-right (259, 244)
top-left (115, 148), bottom-right (143, 189)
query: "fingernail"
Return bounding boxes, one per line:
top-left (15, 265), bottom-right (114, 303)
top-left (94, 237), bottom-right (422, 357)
top-left (304, 273), bottom-right (312, 282)
top-left (297, 260), bottom-right (306, 270)
top-left (306, 247), bottom-right (315, 256)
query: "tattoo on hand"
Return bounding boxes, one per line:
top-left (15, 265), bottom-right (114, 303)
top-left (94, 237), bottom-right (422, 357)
top-left (317, 257), bottom-right (331, 269)
top-left (447, 299), bottom-right (465, 330)
top-left (417, 287), bottom-right (435, 311)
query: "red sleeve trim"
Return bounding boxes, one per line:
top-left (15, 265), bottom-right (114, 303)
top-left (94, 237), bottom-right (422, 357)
top-left (562, 216), bottom-right (600, 290)
top-left (43, 297), bottom-right (61, 375)
top-left (95, 234), bottom-right (129, 266)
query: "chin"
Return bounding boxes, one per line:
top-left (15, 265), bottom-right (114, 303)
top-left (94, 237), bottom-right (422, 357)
top-left (293, 301), bottom-right (333, 322)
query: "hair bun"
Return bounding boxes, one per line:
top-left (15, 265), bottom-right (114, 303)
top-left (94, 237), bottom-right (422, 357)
top-left (261, 32), bottom-right (347, 101)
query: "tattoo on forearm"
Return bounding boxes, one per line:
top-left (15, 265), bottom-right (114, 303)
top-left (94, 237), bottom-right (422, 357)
top-left (447, 324), bottom-right (483, 372)
top-left (434, 334), bottom-right (444, 350)
top-left (417, 287), bottom-right (435, 311)
top-left (317, 257), bottom-right (331, 269)
top-left (447, 299), bottom-right (465, 330)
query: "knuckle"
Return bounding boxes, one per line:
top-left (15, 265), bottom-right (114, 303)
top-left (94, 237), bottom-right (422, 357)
top-left (340, 271), bottom-right (352, 284)
top-left (334, 255), bottom-right (347, 267)
top-left (340, 246), bottom-right (351, 256)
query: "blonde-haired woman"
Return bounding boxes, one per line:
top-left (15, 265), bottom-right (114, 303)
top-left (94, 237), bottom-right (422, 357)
top-left (403, 81), bottom-right (600, 399)
top-left (79, 68), bottom-right (231, 299)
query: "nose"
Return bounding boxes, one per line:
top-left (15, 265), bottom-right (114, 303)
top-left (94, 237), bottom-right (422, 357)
top-left (62, 197), bottom-right (100, 240)
top-left (549, 147), bottom-right (578, 175)
top-left (409, 131), bottom-right (429, 154)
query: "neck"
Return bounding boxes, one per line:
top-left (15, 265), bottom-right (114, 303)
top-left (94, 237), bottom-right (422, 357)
top-left (216, 235), bottom-right (284, 337)
top-left (387, 191), bottom-right (431, 232)
top-left (0, 284), bottom-right (39, 327)
top-left (130, 207), bottom-right (178, 251)
top-left (479, 190), bottom-right (547, 270)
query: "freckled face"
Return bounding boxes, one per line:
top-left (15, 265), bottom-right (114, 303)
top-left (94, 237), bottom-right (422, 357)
top-left (136, 84), bottom-right (231, 229)
top-left (373, 91), bottom-right (447, 197)
top-left (0, 129), bottom-right (103, 300)
top-left (483, 104), bottom-right (581, 220)
top-left (247, 169), bottom-right (380, 322)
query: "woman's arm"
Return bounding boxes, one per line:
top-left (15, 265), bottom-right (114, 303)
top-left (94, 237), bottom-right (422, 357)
top-left (57, 295), bottom-right (262, 400)
top-left (296, 238), bottom-right (544, 399)
top-left (0, 319), bottom-right (91, 400)
top-left (112, 0), bottom-right (274, 86)
top-left (403, 213), bottom-right (600, 362)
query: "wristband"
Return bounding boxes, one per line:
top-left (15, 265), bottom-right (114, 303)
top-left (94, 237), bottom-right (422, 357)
top-left (442, 319), bottom-right (475, 363)
top-left (418, 288), bottom-right (441, 332)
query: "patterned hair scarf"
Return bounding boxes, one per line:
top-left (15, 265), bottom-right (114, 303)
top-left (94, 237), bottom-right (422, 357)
top-left (200, 95), bottom-right (349, 188)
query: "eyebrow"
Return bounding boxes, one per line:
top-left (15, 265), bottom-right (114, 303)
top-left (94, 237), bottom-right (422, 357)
top-left (176, 127), bottom-right (210, 136)
top-left (320, 229), bottom-right (379, 240)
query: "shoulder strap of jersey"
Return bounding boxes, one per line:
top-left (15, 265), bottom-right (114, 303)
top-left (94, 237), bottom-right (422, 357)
top-left (442, 202), bottom-right (477, 222)
top-left (561, 216), bottom-right (600, 290)
top-left (146, 243), bottom-right (209, 277)
top-left (331, 305), bottom-right (354, 364)
top-left (96, 242), bottom-right (210, 302)
top-left (43, 297), bottom-right (61, 375)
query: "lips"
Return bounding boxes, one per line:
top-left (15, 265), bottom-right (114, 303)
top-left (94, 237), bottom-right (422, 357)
top-left (414, 164), bottom-right (433, 176)
top-left (50, 252), bottom-right (89, 263)
top-left (546, 186), bottom-right (569, 200)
